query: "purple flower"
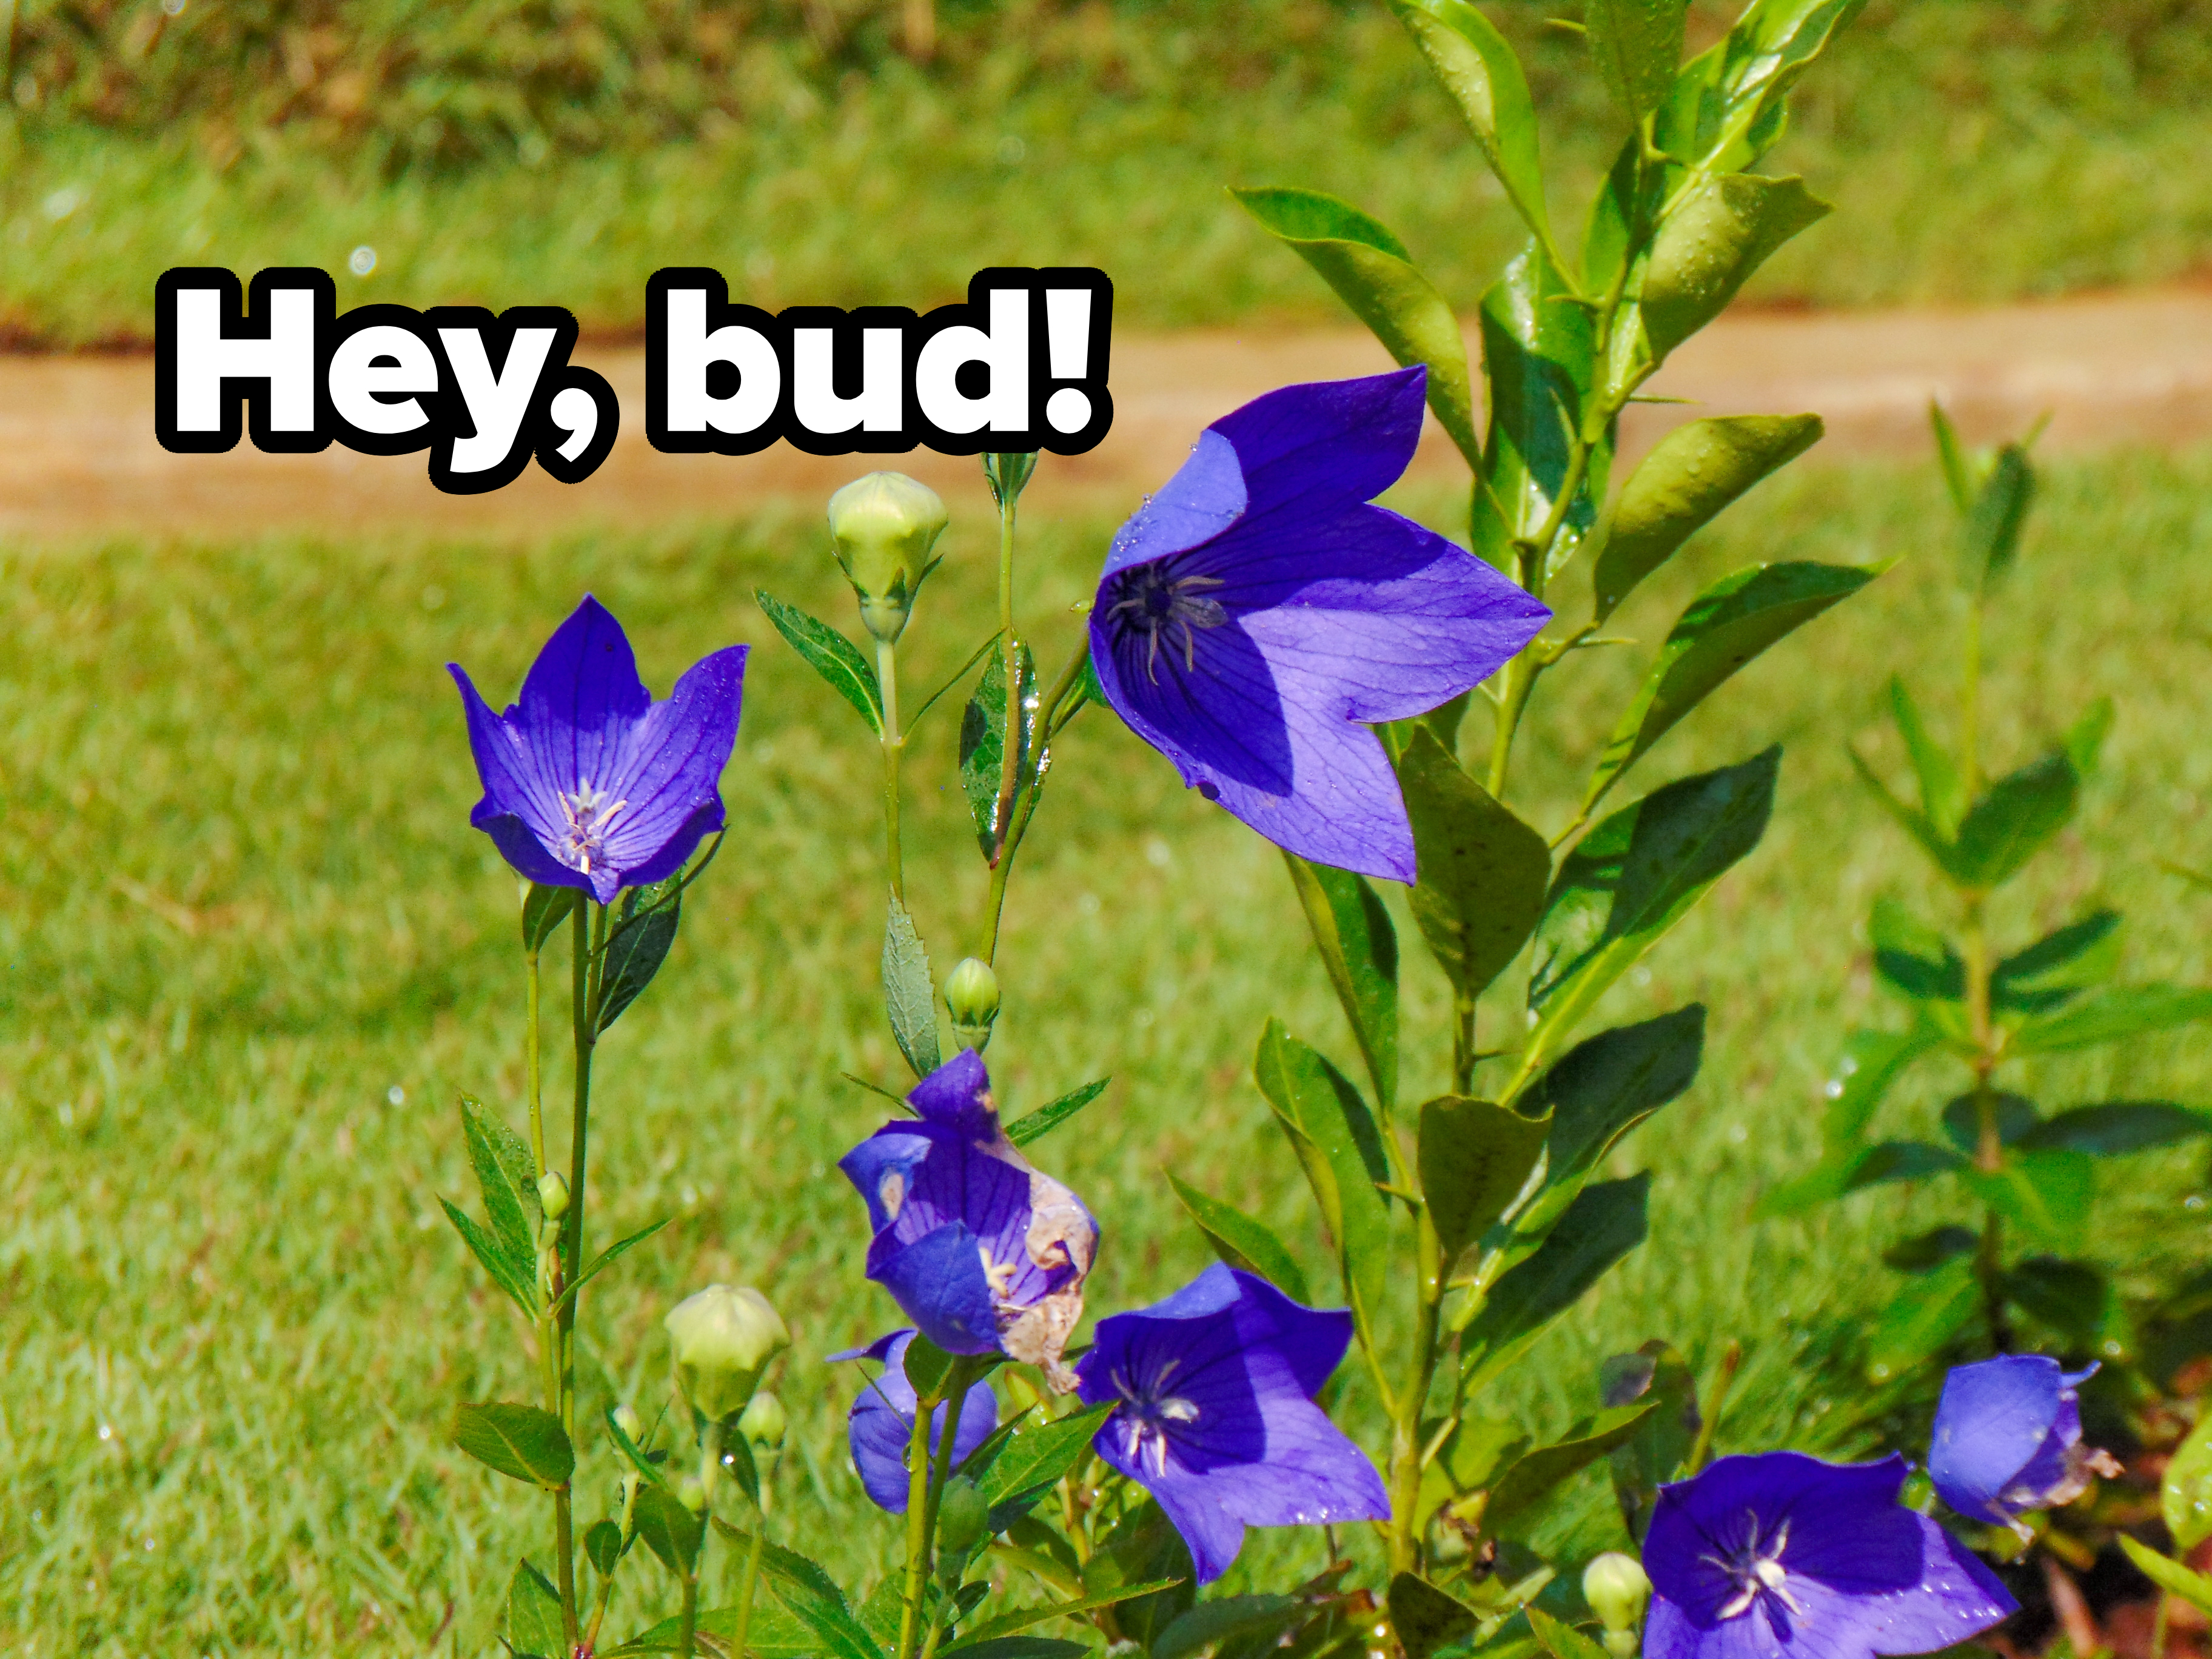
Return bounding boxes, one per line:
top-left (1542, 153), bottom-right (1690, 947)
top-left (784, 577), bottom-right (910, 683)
top-left (1929, 1356), bottom-right (2120, 1538)
top-left (839, 1051), bottom-right (1098, 1382)
top-left (1644, 1452), bottom-right (2016, 1659)
top-left (833, 1329), bottom-right (1001, 1513)
top-left (1090, 369), bottom-right (1549, 883)
top-left (1072, 1263), bottom-right (1387, 1584)
top-left (450, 595), bottom-right (747, 904)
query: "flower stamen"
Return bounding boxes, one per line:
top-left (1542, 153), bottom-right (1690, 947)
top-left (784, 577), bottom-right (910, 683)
top-left (1105, 562), bottom-right (1230, 683)
top-left (556, 780), bottom-right (629, 875)
top-left (1701, 1512), bottom-right (1805, 1624)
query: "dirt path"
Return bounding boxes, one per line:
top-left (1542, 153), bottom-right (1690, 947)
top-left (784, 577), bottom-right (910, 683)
top-left (5, 286), bottom-right (2211, 541)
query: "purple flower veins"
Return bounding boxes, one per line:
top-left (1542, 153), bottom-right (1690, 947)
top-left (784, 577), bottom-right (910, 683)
top-left (831, 1329), bottom-right (1000, 1514)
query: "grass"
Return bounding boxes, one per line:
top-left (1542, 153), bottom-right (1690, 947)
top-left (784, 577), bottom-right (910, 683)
top-left (7, 0), bottom-right (2212, 344)
top-left (3, 444), bottom-right (2211, 1656)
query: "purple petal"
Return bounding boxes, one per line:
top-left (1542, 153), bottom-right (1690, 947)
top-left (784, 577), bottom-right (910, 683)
top-left (839, 1125), bottom-right (939, 1235)
top-left (1143, 1471), bottom-right (1252, 1584)
top-left (512, 595), bottom-right (653, 806)
top-left (595, 643), bottom-right (748, 876)
top-left (453, 665), bottom-right (577, 869)
top-left (908, 1049), bottom-right (999, 1139)
top-left (1103, 429), bottom-right (1248, 577)
top-left (843, 1330), bottom-right (1000, 1513)
top-left (1929, 1355), bottom-right (2068, 1525)
top-left (1209, 369), bottom-right (1428, 531)
top-left (868, 1221), bottom-right (1004, 1356)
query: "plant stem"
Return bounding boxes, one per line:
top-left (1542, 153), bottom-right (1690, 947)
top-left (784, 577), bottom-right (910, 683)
top-left (1963, 893), bottom-right (2013, 1350)
top-left (897, 1388), bottom-right (937, 1659)
top-left (1389, 1211), bottom-right (1446, 1577)
top-left (978, 641), bottom-right (1090, 965)
top-left (1960, 596), bottom-right (1985, 805)
top-left (2151, 1592), bottom-right (2171, 1659)
top-left (526, 944), bottom-right (546, 1176)
top-left (552, 897), bottom-right (603, 1651)
top-left (732, 1515), bottom-right (767, 1659)
top-left (991, 475), bottom-right (1022, 862)
top-left (1686, 1341), bottom-right (1741, 1473)
top-left (677, 1561), bottom-right (700, 1659)
top-left (1450, 990), bottom-right (1476, 1096)
top-left (879, 637), bottom-right (907, 903)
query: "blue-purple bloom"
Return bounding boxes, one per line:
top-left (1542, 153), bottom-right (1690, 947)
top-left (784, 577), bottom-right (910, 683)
top-left (1090, 368), bottom-right (1549, 883)
top-left (1929, 1356), bottom-right (2119, 1538)
top-left (1071, 1263), bottom-right (1387, 1584)
top-left (839, 1051), bottom-right (1098, 1382)
top-left (1644, 1452), bottom-right (2016, 1659)
top-left (832, 1329), bottom-right (1000, 1513)
top-left (450, 595), bottom-right (748, 904)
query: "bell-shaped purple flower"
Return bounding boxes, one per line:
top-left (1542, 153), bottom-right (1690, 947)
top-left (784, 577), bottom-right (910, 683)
top-left (1929, 1356), bottom-right (2120, 1538)
top-left (1090, 368), bottom-right (1549, 883)
top-left (839, 1051), bottom-right (1098, 1384)
top-left (1644, 1452), bottom-right (2016, 1659)
top-left (1072, 1263), bottom-right (1387, 1584)
top-left (450, 595), bottom-right (747, 904)
top-left (833, 1329), bottom-right (1001, 1513)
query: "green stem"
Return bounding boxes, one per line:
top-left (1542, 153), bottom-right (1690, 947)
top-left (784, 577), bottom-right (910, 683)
top-left (2152, 1592), bottom-right (2171, 1659)
top-left (1451, 991), bottom-right (1477, 1096)
top-left (732, 1516), bottom-right (767, 1659)
top-left (1388, 1212), bottom-right (1446, 1577)
top-left (581, 1475), bottom-right (638, 1657)
top-left (1960, 595), bottom-right (1985, 805)
top-left (526, 946), bottom-right (546, 1176)
top-left (879, 637), bottom-right (907, 903)
top-left (897, 1389), bottom-right (936, 1659)
top-left (979, 639), bottom-right (1090, 965)
top-left (1963, 894), bottom-right (2013, 1351)
top-left (552, 897), bottom-right (603, 1652)
top-left (677, 1563), bottom-right (700, 1659)
top-left (991, 480), bottom-right (1022, 860)
top-left (1685, 1341), bottom-right (1740, 1473)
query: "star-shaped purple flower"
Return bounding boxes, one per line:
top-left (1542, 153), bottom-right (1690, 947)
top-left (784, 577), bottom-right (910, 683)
top-left (1072, 1263), bottom-right (1387, 1584)
top-left (1929, 1356), bottom-right (2120, 1539)
top-left (832, 1329), bottom-right (1001, 1513)
top-left (450, 595), bottom-right (748, 904)
top-left (839, 1051), bottom-right (1098, 1383)
top-left (1090, 368), bottom-right (1549, 883)
top-left (1644, 1452), bottom-right (2016, 1659)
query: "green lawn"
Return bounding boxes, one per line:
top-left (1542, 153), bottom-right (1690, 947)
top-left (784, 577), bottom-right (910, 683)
top-left (3, 447), bottom-right (2210, 1655)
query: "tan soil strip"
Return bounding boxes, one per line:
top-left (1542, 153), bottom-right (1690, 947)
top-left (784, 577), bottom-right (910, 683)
top-left (3, 287), bottom-right (2210, 541)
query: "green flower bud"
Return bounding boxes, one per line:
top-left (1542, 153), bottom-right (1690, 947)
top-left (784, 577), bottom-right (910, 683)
top-left (982, 452), bottom-right (1037, 509)
top-left (612, 1403), bottom-right (644, 1444)
top-left (739, 1390), bottom-right (788, 1453)
top-left (1583, 1551), bottom-right (1651, 1638)
top-left (537, 1170), bottom-right (571, 1221)
top-left (943, 957), bottom-right (1002, 1053)
top-left (677, 1473), bottom-right (706, 1513)
top-left (934, 1476), bottom-right (990, 1578)
top-left (665, 1284), bottom-right (790, 1422)
top-left (828, 472), bottom-right (948, 643)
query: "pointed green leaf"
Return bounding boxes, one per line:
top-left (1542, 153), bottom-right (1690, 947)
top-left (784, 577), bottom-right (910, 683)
top-left (1151, 1596), bottom-right (1306, 1659)
top-left (552, 1216), bottom-right (671, 1316)
top-left (1081, 1498), bottom-right (1195, 1649)
top-left (1486, 1399), bottom-right (1658, 1539)
top-left (2165, 1412), bottom-right (2212, 1550)
top-left (2121, 1538), bottom-right (2212, 1617)
top-left (1838, 1139), bottom-right (1968, 1193)
top-left (440, 1198), bottom-right (537, 1315)
top-left (1938, 1091), bottom-right (2039, 1156)
top-left (1169, 1174), bottom-right (1312, 1304)
top-left (585, 1519), bottom-right (625, 1577)
top-left (947, 1581), bottom-right (1188, 1651)
top-left (452, 1401), bottom-right (574, 1488)
top-left (960, 643), bottom-right (1037, 859)
top-left (1959, 1150), bottom-right (2094, 1252)
top-left (1928, 401), bottom-right (1976, 515)
top-left (944, 1643), bottom-right (1088, 1659)
top-left (1527, 1607), bottom-right (1611, 1659)
top-left (971, 1402), bottom-right (1118, 1523)
top-left (1397, 728), bottom-right (1550, 999)
top-left (1587, 562), bottom-right (1874, 813)
top-left (1281, 851), bottom-right (1399, 1113)
top-left (757, 589), bottom-right (882, 734)
top-left (1585, 0), bottom-right (1689, 122)
top-left (1886, 1227), bottom-right (1979, 1273)
top-left (1949, 752), bottom-right (2077, 891)
top-left (1642, 175), bottom-right (1830, 363)
top-left (608, 1603), bottom-right (815, 1658)
top-left (711, 1526), bottom-right (882, 1659)
top-left (1527, 749), bottom-right (1778, 1066)
top-left (506, 1558), bottom-right (566, 1659)
top-left (605, 1401), bottom-right (673, 1491)
top-left (463, 1094), bottom-right (541, 1258)
top-left (1885, 676), bottom-right (1966, 838)
top-left (1461, 1175), bottom-right (1649, 1398)
top-left (1005, 1078), bottom-right (1109, 1147)
top-left (1600, 1340), bottom-right (1700, 1541)
top-left (1419, 1095), bottom-right (1550, 1270)
top-left (1384, 0), bottom-right (1552, 249)
top-left (633, 1482), bottom-right (705, 1577)
top-left (1961, 443), bottom-right (2032, 592)
top-left (1864, 1255), bottom-right (1979, 1386)
top-left (2065, 697), bottom-right (2114, 776)
top-left (1869, 896), bottom-right (1965, 1005)
top-left (1234, 189), bottom-right (1479, 466)
top-left (600, 880), bottom-right (682, 1032)
top-left (1592, 415), bottom-right (1823, 623)
top-left (1390, 1574), bottom-right (1479, 1659)
top-left (522, 881), bottom-right (578, 953)
top-left (1849, 745), bottom-right (1961, 879)
top-left (2010, 984), bottom-right (2212, 1054)
top-left (2003, 1257), bottom-right (2128, 1355)
top-left (883, 895), bottom-right (942, 1079)
top-left (1476, 247), bottom-right (1597, 569)
top-left (2017, 1102), bottom-right (2212, 1158)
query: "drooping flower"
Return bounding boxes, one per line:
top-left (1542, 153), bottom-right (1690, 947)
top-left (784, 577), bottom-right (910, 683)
top-left (451, 595), bottom-right (747, 904)
top-left (839, 1050), bottom-right (1097, 1382)
top-left (1071, 1263), bottom-right (1387, 1583)
top-left (1644, 1452), bottom-right (2016, 1659)
top-left (1090, 368), bottom-right (1549, 883)
top-left (833, 1329), bottom-right (1001, 1513)
top-left (1928, 1356), bottom-right (2121, 1538)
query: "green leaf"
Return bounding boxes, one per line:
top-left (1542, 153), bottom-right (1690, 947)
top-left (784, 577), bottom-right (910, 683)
top-left (1584, 0), bottom-right (1689, 122)
top-left (1151, 1596), bottom-right (1306, 1659)
top-left (943, 1643), bottom-right (1090, 1659)
top-left (1389, 1574), bottom-right (1479, 1659)
top-left (902, 1332), bottom-right (959, 1404)
top-left (2017, 1101), bottom-right (2212, 1157)
top-left (1863, 1255), bottom-right (1979, 1385)
top-left (2065, 696), bottom-right (2114, 776)
top-left (1591, 415), bottom-right (1822, 623)
top-left (440, 1198), bottom-right (538, 1316)
top-left (1419, 1095), bottom-right (1550, 1270)
top-left (2003, 1256), bottom-right (2127, 1353)
top-left (522, 881), bottom-right (578, 953)
top-left (462, 1094), bottom-right (540, 1261)
top-left (713, 1526), bottom-right (884, 1659)
top-left (1253, 1020), bottom-right (1391, 1351)
top-left (2120, 1537), bottom-right (2212, 1617)
top-left (452, 1401), bottom-right (574, 1488)
top-left (1527, 749), bottom-right (1778, 1064)
top-left (600, 880), bottom-right (682, 1032)
top-left (1949, 753), bottom-right (2077, 891)
top-left (1885, 1226), bottom-right (1979, 1273)
top-left (1281, 851), bottom-right (1399, 1113)
top-left (1527, 1607), bottom-right (1611, 1659)
top-left (1005, 1078), bottom-right (1109, 1148)
top-left (960, 643), bottom-right (1037, 860)
top-left (506, 1558), bottom-right (566, 1659)
top-left (1937, 1091), bottom-right (2040, 1156)
top-left (971, 1402), bottom-right (1118, 1527)
top-left (950, 1583), bottom-right (1187, 1651)
top-left (1959, 1150), bottom-right (2095, 1253)
top-left (1885, 676), bottom-right (1966, 839)
top-left (1599, 1340), bottom-right (1700, 1541)
top-left (1661, 0), bottom-right (1869, 182)
top-left (552, 1216), bottom-right (672, 1315)
top-left (605, 1401), bottom-right (673, 1491)
top-left (2010, 984), bottom-right (2212, 1054)
top-left (1484, 1400), bottom-right (1658, 1539)
top-left (1081, 1499), bottom-right (1195, 1649)
top-left (1641, 175), bottom-right (1830, 363)
top-left (1870, 896), bottom-right (1965, 1005)
top-left (1383, 0), bottom-right (1552, 251)
top-left (2166, 1410), bottom-right (2212, 1550)
top-left (1586, 562), bottom-right (1874, 813)
top-left (1462, 1175), bottom-right (1649, 1398)
top-left (1994, 911), bottom-right (2120, 1014)
top-left (883, 894), bottom-right (942, 1079)
top-left (585, 1518), bottom-right (624, 1577)
top-left (633, 1482), bottom-right (705, 1577)
top-left (1170, 1174), bottom-right (1312, 1304)
top-left (609, 1603), bottom-right (816, 1658)
top-left (1960, 443), bottom-right (2032, 592)
top-left (1397, 728), bottom-right (1550, 1000)
top-left (1929, 401), bottom-right (1975, 514)
top-left (722, 1421), bottom-right (762, 1510)
top-left (757, 589), bottom-right (882, 734)
top-left (1476, 247), bottom-right (1596, 569)
top-left (1233, 189), bottom-right (1480, 466)
top-left (1838, 1139), bottom-right (1968, 1194)
top-left (1849, 745), bottom-right (1961, 879)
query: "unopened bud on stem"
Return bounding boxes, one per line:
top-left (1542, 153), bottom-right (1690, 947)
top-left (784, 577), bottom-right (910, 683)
top-left (1584, 1551), bottom-right (1651, 1655)
top-left (537, 1170), bottom-right (571, 1221)
top-left (612, 1403), bottom-right (644, 1444)
top-left (665, 1284), bottom-right (790, 1421)
top-left (935, 1476), bottom-right (990, 1580)
top-left (828, 472), bottom-right (948, 643)
top-left (945, 957), bottom-right (1002, 1053)
top-left (739, 1390), bottom-right (788, 1453)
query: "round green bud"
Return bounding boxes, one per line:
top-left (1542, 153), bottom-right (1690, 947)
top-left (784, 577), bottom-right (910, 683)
top-left (739, 1390), bottom-right (788, 1452)
top-left (934, 1476), bottom-right (991, 1575)
top-left (828, 472), bottom-right (949, 643)
top-left (612, 1403), bottom-right (644, 1444)
top-left (537, 1170), bottom-right (571, 1221)
top-left (677, 1473), bottom-right (707, 1513)
top-left (665, 1284), bottom-right (791, 1422)
top-left (944, 957), bottom-right (1002, 1053)
top-left (1583, 1551), bottom-right (1651, 1635)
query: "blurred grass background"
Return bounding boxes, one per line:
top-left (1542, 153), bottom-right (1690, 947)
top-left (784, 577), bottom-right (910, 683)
top-left (1, 448), bottom-right (2207, 1654)
top-left (5, 0), bottom-right (2212, 343)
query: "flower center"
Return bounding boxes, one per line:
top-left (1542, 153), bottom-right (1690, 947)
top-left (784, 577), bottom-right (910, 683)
top-left (556, 780), bottom-right (628, 876)
top-left (1104, 560), bottom-right (1230, 682)
top-left (1703, 1513), bottom-right (1805, 1623)
top-left (1111, 1361), bottom-right (1199, 1476)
